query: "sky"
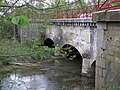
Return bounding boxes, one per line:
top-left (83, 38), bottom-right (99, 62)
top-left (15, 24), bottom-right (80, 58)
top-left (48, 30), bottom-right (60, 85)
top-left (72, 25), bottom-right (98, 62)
top-left (45, 0), bottom-right (74, 3)
top-left (44, 0), bottom-right (75, 6)
top-left (6, 0), bottom-right (75, 3)
top-left (6, 0), bottom-right (75, 6)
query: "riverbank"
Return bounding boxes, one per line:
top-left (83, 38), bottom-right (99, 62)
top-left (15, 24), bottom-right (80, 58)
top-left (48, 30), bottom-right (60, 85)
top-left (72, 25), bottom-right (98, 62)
top-left (0, 56), bottom-right (64, 74)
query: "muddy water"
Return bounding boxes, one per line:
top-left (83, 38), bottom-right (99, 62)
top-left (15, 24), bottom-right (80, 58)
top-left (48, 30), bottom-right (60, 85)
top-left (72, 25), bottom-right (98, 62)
top-left (0, 58), bottom-right (95, 90)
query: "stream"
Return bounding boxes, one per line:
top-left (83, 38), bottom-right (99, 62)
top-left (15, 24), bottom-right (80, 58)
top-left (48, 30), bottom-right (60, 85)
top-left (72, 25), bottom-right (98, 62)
top-left (0, 57), bottom-right (95, 90)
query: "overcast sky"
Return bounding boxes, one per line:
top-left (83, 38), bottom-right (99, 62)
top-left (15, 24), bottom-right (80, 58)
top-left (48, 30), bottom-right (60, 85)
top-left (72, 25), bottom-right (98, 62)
top-left (6, 0), bottom-right (75, 6)
top-left (45, 0), bottom-right (74, 2)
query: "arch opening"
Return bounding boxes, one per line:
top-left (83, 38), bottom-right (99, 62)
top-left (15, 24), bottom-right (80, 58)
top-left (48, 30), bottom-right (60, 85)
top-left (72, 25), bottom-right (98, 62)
top-left (91, 61), bottom-right (96, 76)
top-left (61, 44), bottom-right (83, 72)
top-left (44, 38), bottom-right (55, 48)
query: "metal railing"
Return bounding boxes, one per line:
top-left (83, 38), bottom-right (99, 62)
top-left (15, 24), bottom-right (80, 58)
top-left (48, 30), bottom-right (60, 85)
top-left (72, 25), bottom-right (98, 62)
top-left (97, 0), bottom-right (120, 11)
top-left (55, 0), bottom-right (120, 19)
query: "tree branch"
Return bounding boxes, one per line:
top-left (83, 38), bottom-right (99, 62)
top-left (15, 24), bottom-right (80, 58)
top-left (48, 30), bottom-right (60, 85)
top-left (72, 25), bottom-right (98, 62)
top-left (2, 0), bottom-right (19, 16)
top-left (0, 0), bottom-right (78, 18)
top-left (0, 4), bottom-right (26, 8)
top-left (27, 0), bottom-right (79, 11)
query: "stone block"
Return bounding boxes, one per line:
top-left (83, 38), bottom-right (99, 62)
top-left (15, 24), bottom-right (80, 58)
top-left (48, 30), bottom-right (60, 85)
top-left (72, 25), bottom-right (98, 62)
top-left (115, 40), bottom-right (120, 47)
top-left (115, 57), bottom-right (120, 64)
top-left (97, 22), bottom-right (107, 30)
top-left (97, 58), bottom-right (106, 69)
top-left (96, 57), bottom-right (100, 66)
top-left (112, 46), bottom-right (119, 52)
top-left (107, 50), bottom-right (114, 56)
top-left (92, 11), bottom-right (106, 21)
top-left (93, 10), bottom-right (120, 22)
top-left (102, 50), bottom-right (108, 60)
top-left (82, 59), bottom-right (91, 74)
top-left (96, 76), bottom-right (106, 90)
top-left (106, 10), bottom-right (120, 21)
top-left (107, 44), bottom-right (112, 51)
top-left (102, 68), bottom-right (106, 78)
top-left (106, 54), bottom-right (114, 61)
top-left (114, 51), bottom-right (120, 57)
top-left (98, 66), bottom-right (103, 77)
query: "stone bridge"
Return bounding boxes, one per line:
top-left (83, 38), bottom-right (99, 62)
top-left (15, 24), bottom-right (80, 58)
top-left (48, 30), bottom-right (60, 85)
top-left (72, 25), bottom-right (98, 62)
top-left (18, 10), bottom-right (120, 89)
top-left (44, 18), bottom-right (97, 74)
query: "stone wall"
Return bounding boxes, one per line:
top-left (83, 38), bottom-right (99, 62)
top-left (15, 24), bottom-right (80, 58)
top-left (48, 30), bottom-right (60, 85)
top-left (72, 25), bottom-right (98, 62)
top-left (93, 10), bottom-right (120, 90)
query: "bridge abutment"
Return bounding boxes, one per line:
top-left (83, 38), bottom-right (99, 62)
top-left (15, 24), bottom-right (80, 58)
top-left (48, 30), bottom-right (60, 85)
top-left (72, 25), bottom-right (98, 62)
top-left (93, 10), bottom-right (120, 90)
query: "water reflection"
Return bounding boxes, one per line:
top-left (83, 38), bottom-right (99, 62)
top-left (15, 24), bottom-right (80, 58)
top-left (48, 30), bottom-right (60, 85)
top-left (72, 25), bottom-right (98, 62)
top-left (0, 58), bottom-right (95, 90)
top-left (1, 74), bottom-right (57, 90)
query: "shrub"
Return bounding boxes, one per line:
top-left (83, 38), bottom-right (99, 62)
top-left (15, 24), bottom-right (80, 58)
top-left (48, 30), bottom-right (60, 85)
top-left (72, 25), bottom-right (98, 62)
top-left (0, 38), bottom-right (55, 65)
top-left (0, 57), bottom-right (11, 67)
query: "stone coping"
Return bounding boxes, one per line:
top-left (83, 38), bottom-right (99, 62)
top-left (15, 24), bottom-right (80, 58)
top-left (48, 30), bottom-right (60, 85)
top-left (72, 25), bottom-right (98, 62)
top-left (28, 18), bottom-right (94, 23)
top-left (51, 18), bottom-right (94, 23)
top-left (92, 9), bottom-right (120, 22)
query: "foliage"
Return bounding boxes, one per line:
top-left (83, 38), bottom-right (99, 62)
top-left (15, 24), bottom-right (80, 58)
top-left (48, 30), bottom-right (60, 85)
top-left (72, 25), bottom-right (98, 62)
top-left (108, 86), bottom-right (120, 90)
top-left (0, 57), bottom-right (11, 67)
top-left (0, 38), bottom-right (55, 66)
top-left (11, 15), bottom-right (29, 27)
top-left (60, 47), bottom-right (76, 60)
top-left (0, 18), bottom-right (14, 39)
top-left (0, 15), bottom-right (29, 40)
top-left (112, 1), bottom-right (120, 6)
top-left (31, 46), bottom-right (54, 60)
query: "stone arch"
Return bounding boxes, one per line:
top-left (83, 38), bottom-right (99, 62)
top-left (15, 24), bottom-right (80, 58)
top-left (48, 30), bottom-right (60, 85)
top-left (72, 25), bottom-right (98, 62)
top-left (91, 61), bottom-right (96, 76)
top-left (61, 44), bottom-right (83, 72)
top-left (44, 38), bottom-right (55, 48)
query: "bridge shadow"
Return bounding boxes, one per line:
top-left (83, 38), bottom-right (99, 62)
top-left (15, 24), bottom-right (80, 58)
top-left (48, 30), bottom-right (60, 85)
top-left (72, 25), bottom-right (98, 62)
top-left (61, 44), bottom-right (83, 73)
top-left (91, 61), bottom-right (96, 76)
top-left (43, 38), bottom-right (55, 48)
